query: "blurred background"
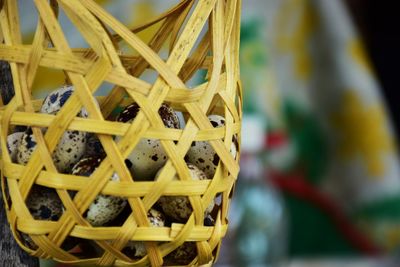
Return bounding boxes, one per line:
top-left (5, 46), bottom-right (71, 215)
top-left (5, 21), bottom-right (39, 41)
top-left (219, 0), bottom-right (400, 266)
top-left (16, 0), bottom-right (399, 266)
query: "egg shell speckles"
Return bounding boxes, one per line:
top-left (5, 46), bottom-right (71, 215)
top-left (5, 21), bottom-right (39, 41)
top-left (116, 103), bottom-right (180, 181)
top-left (41, 85), bottom-right (88, 117)
top-left (71, 156), bottom-right (127, 226)
top-left (124, 209), bottom-right (165, 258)
top-left (27, 185), bottom-right (63, 221)
top-left (123, 138), bottom-right (167, 181)
top-left (22, 185), bottom-right (78, 251)
top-left (5, 132), bottom-right (24, 163)
top-left (16, 128), bottom-right (38, 166)
top-left (84, 133), bottom-right (105, 157)
top-left (164, 242), bottom-right (197, 266)
top-left (17, 128), bottom-right (87, 173)
top-left (16, 86), bottom-right (90, 173)
top-left (23, 185), bottom-right (63, 248)
top-left (157, 163), bottom-right (215, 223)
top-left (186, 114), bottom-right (238, 179)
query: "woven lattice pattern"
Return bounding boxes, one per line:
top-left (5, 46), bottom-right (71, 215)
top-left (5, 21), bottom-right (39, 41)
top-left (0, 0), bottom-right (241, 266)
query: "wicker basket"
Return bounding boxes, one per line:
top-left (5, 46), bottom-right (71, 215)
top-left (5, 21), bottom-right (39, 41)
top-left (0, 0), bottom-right (241, 266)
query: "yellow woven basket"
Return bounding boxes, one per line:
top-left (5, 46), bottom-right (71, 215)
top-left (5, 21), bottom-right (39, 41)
top-left (0, 0), bottom-right (241, 266)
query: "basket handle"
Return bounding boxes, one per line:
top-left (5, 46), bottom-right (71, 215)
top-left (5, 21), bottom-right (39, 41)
top-left (0, 61), bottom-right (39, 267)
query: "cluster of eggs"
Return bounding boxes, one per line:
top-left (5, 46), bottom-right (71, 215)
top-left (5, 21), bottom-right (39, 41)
top-left (3, 85), bottom-right (238, 263)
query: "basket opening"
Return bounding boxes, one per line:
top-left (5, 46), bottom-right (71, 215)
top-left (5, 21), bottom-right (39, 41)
top-left (76, 239), bottom-right (106, 259)
top-left (80, 189), bottom-right (128, 227)
top-left (70, 155), bottom-right (129, 227)
top-left (113, 101), bottom-right (181, 181)
top-left (163, 242), bottom-right (197, 266)
top-left (31, 67), bottom-right (66, 96)
top-left (100, 1), bottom-right (182, 37)
top-left (102, 0), bottom-right (195, 62)
top-left (17, 231), bottom-right (79, 253)
top-left (207, 94), bottom-right (226, 115)
top-left (93, 82), bottom-right (115, 99)
top-left (158, 194), bottom-right (195, 224)
top-left (122, 244), bottom-right (143, 261)
top-left (15, 122), bottom-right (90, 174)
top-left (184, 114), bottom-right (238, 180)
top-left (57, 7), bottom-right (92, 49)
top-left (25, 185), bottom-right (63, 222)
top-left (122, 240), bottom-right (162, 261)
top-left (177, 24), bottom-right (210, 83)
top-left (137, 68), bottom-right (159, 85)
top-left (18, 0), bottom-right (39, 45)
top-left (4, 128), bottom-right (25, 165)
top-left (17, 185), bottom-right (69, 251)
top-left (155, 163), bottom-right (218, 226)
top-left (118, 18), bottom-right (166, 57)
top-left (184, 68), bottom-right (208, 89)
top-left (107, 204), bottom-right (132, 227)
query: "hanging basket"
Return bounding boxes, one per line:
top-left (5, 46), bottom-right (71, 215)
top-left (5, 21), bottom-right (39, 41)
top-left (0, 0), bottom-right (241, 266)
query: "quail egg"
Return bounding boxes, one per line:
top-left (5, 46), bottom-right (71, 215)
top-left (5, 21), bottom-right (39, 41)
top-left (16, 86), bottom-right (88, 173)
top-left (4, 132), bottom-right (24, 162)
top-left (123, 208), bottom-right (165, 258)
top-left (40, 85), bottom-right (87, 117)
top-left (71, 156), bottom-right (127, 226)
top-left (116, 103), bottom-right (180, 181)
top-left (27, 185), bottom-right (63, 221)
top-left (186, 115), bottom-right (238, 178)
top-left (157, 163), bottom-right (215, 222)
top-left (17, 128), bottom-right (87, 173)
top-left (84, 133), bottom-right (105, 157)
top-left (164, 242), bottom-right (197, 266)
top-left (22, 185), bottom-right (63, 249)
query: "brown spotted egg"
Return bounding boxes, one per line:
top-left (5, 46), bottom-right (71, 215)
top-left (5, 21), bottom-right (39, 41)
top-left (16, 128), bottom-right (38, 166)
top-left (71, 156), bottom-right (127, 226)
top-left (22, 185), bottom-right (63, 249)
top-left (40, 85), bottom-right (88, 116)
top-left (27, 186), bottom-right (63, 221)
top-left (164, 242), bottom-right (197, 265)
top-left (5, 132), bottom-right (24, 162)
top-left (17, 128), bottom-right (87, 173)
top-left (186, 114), bottom-right (238, 178)
top-left (84, 133), bottom-right (105, 157)
top-left (123, 208), bottom-right (165, 258)
top-left (16, 86), bottom-right (88, 173)
top-left (116, 103), bottom-right (180, 181)
top-left (4, 133), bottom-right (63, 250)
top-left (157, 163), bottom-right (215, 222)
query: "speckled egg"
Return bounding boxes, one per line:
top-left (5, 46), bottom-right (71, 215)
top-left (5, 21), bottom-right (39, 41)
top-left (164, 242), bottom-right (197, 265)
top-left (116, 103), bottom-right (180, 181)
top-left (186, 114), bottom-right (238, 178)
top-left (27, 185), bottom-right (63, 221)
top-left (21, 185), bottom-right (63, 249)
top-left (17, 128), bottom-right (87, 173)
top-left (123, 208), bottom-right (165, 258)
top-left (5, 132), bottom-right (24, 162)
top-left (84, 133), bottom-right (105, 157)
top-left (157, 163), bottom-right (215, 222)
top-left (16, 86), bottom-right (88, 173)
top-left (71, 156), bottom-right (127, 226)
top-left (40, 85), bottom-right (88, 117)
top-left (16, 128), bottom-right (38, 166)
